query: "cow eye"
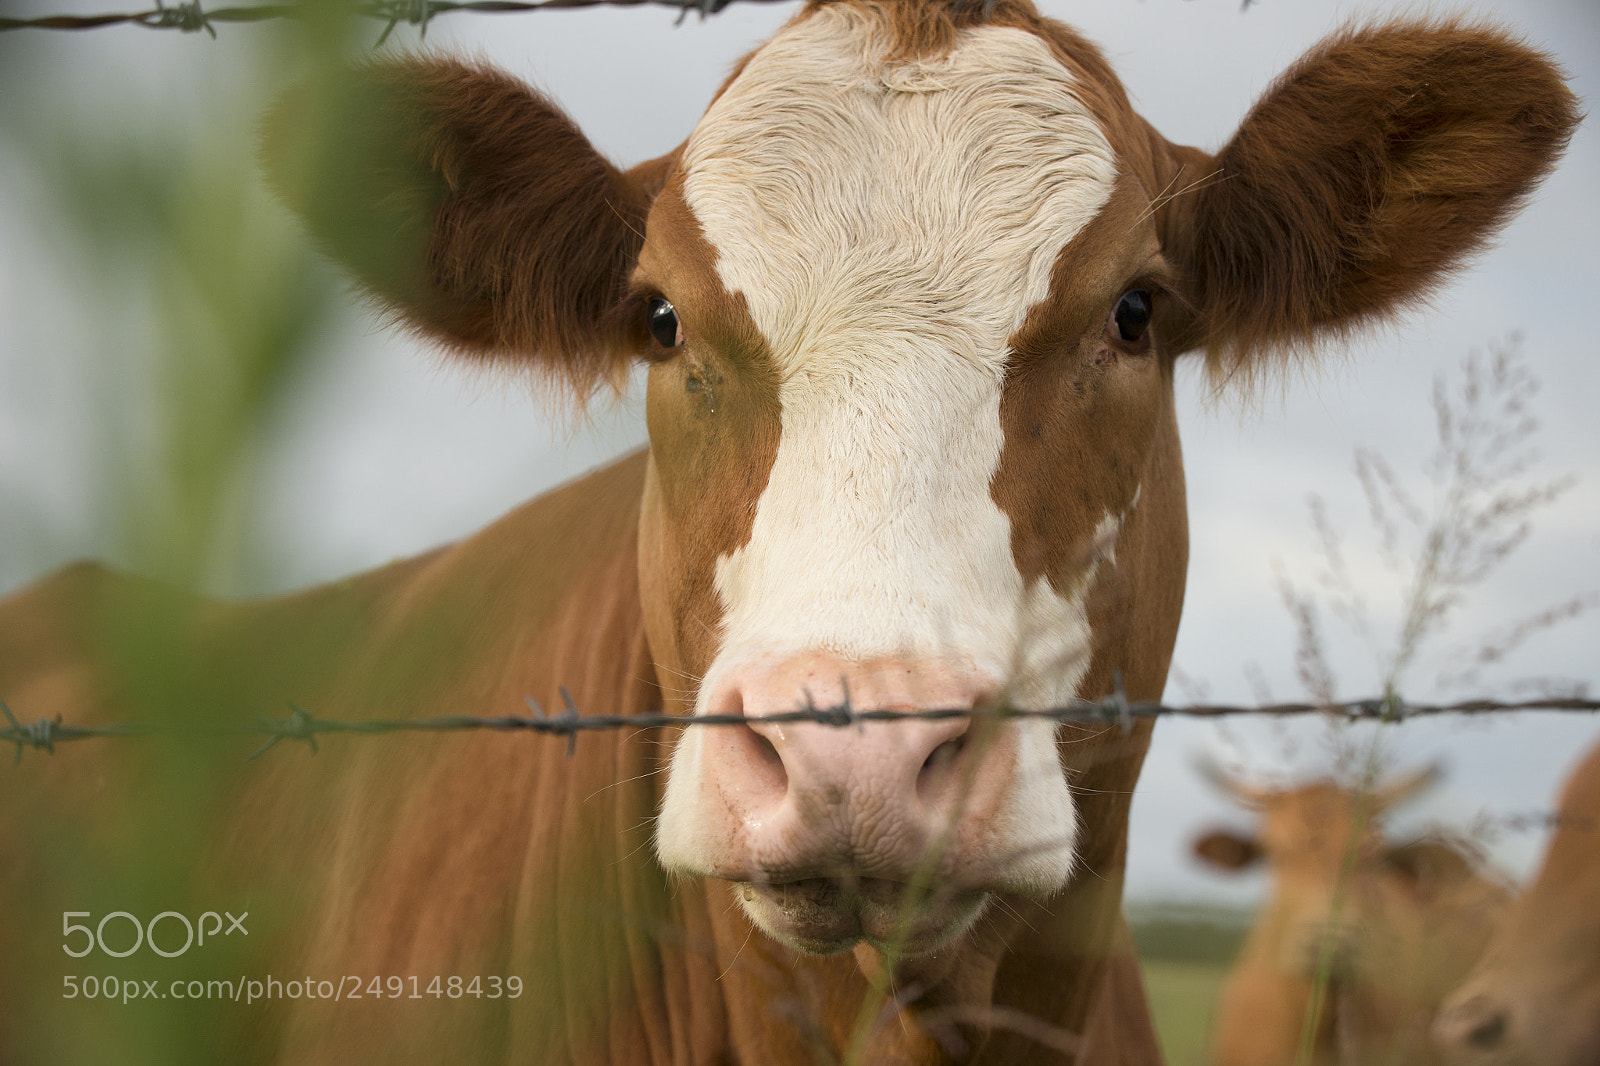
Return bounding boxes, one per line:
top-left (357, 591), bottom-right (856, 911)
top-left (647, 297), bottom-right (682, 349)
top-left (1112, 290), bottom-right (1152, 343)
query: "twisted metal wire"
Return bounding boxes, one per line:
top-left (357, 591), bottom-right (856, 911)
top-left (4, 693), bottom-right (1596, 764)
top-left (0, 0), bottom-right (790, 37)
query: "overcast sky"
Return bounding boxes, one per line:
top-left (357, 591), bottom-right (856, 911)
top-left (0, 0), bottom-right (1596, 906)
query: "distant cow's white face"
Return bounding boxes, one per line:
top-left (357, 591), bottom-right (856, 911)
top-left (637, 4), bottom-right (1167, 954)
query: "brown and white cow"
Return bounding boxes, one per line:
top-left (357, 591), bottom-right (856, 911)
top-left (1433, 739), bottom-right (1600, 1066)
top-left (0, 2), bottom-right (1577, 1062)
top-left (1194, 767), bottom-right (1513, 1066)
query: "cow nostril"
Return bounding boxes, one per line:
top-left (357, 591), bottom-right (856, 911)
top-left (731, 690), bottom-right (788, 793)
top-left (1466, 1010), bottom-right (1507, 1049)
top-left (919, 738), bottom-right (965, 785)
top-left (1440, 996), bottom-right (1511, 1052)
top-left (752, 729), bottom-right (783, 770)
top-left (734, 726), bottom-right (789, 796)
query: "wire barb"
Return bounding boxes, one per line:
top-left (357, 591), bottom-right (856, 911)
top-left (248, 702), bottom-right (321, 760)
top-left (2, 702), bottom-right (57, 764)
top-left (372, 0), bottom-right (433, 47)
top-left (1, 700), bottom-right (154, 762)
top-left (557, 685), bottom-right (581, 757)
top-left (1110, 671), bottom-right (1131, 737)
top-left (833, 676), bottom-right (856, 729)
top-left (149, 0), bottom-right (215, 35)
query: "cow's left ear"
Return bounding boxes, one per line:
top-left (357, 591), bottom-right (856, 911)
top-left (1193, 829), bottom-right (1263, 872)
top-left (262, 56), bottom-right (664, 396)
top-left (1161, 21), bottom-right (1579, 376)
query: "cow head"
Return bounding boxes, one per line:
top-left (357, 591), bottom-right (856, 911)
top-left (1194, 765), bottom-right (1447, 977)
top-left (264, 0), bottom-right (1575, 956)
top-left (1196, 765), bottom-right (1516, 1066)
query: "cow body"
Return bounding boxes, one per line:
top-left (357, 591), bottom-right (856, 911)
top-left (1194, 772), bottom-right (1512, 1066)
top-left (1, 454), bottom-right (1160, 1064)
top-left (1434, 740), bottom-right (1600, 1066)
top-left (0, 2), bottom-right (1577, 1062)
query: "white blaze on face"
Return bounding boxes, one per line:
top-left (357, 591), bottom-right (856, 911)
top-left (659, 5), bottom-right (1121, 893)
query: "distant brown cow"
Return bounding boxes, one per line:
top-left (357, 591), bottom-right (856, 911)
top-left (1434, 739), bottom-right (1600, 1066)
top-left (1194, 768), bottom-right (1512, 1066)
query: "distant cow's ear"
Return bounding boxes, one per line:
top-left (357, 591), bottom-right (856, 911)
top-left (261, 57), bottom-right (660, 396)
top-left (1162, 21), bottom-right (1579, 379)
top-left (1373, 762), bottom-right (1443, 811)
top-left (1193, 829), bottom-right (1263, 872)
top-left (1384, 836), bottom-right (1480, 898)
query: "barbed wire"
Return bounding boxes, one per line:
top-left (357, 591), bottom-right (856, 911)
top-left (4, 692), bottom-right (1596, 765)
top-left (0, 0), bottom-right (1264, 40)
top-left (0, 0), bottom-right (794, 39)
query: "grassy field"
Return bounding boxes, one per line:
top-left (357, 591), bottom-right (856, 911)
top-left (1142, 958), bottom-right (1231, 1066)
top-left (1130, 903), bottom-right (1250, 1066)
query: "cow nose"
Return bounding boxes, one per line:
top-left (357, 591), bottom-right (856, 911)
top-left (703, 654), bottom-right (1004, 879)
top-left (740, 688), bottom-right (976, 808)
top-left (1292, 916), bottom-right (1362, 978)
top-left (1434, 994), bottom-right (1510, 1051)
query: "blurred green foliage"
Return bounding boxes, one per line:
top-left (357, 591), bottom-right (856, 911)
top-left (0, 8), bottom-right (380, 1063)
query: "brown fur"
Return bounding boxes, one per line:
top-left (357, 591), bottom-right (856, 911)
top-left (986, 164), bottom-right (1188, 1064)
top-left (260, 56), bottom-right (657, 397)
top-left (632, 174), bottom-right (783, 704)
top-left (1164, 21), bottom-right (1580, 382)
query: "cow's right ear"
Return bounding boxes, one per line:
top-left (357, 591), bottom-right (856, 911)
top-left (1193, 829), bottom-right (1263, 872)
top-left (261, 56), bottom-right (660, 395)
top-left (1159, 21), bottom-right (1578, 381)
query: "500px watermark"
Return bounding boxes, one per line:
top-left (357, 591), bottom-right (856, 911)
top-left (62, 910), bottom-right (247, 958)
top-left (62, 974), bottom-right (525, 1004)
top-left (63, 976), bottom-right (245, 1004)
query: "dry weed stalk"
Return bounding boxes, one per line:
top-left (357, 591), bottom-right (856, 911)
top-left (1281, 334), bottom-right (1593, 712)
top-left (1272, 336), bottom-right (1594, 1066)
